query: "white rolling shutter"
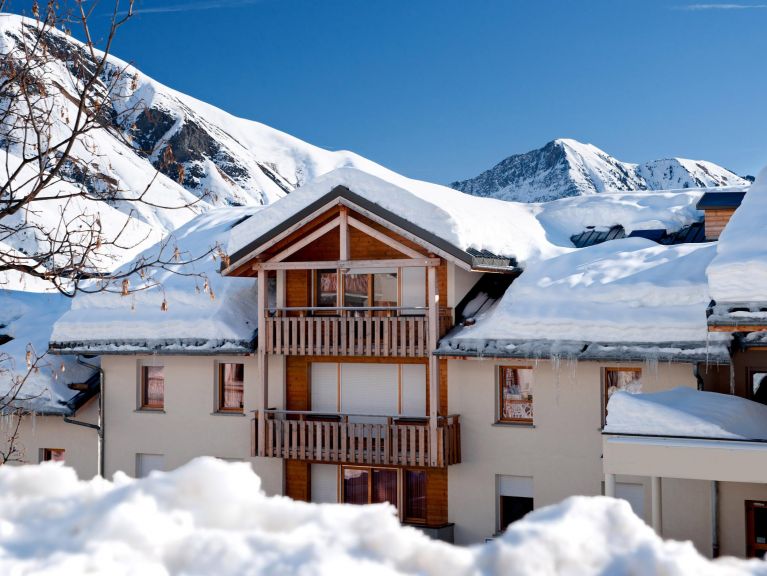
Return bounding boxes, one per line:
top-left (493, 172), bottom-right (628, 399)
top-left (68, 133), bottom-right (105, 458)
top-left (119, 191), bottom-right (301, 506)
top-left (498, 475), bottom-right (534, 498)
top-left (401, 267), bottom-right (426, 314)
top-left (340, 363), bottom-right (398, 416)
top-left (136, 453), bottom-right (165, 478)
top-left (311, 464), bottom-right (338, 503)
top-left (401, 364), bottom-right (427, 416)
top-left (311, 363), bottom-right (338, 413)
top-left (615, 482), bottom-right (644, 519)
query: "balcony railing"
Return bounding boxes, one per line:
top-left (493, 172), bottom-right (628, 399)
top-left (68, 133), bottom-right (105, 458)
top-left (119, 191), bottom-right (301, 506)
top-left (253, 410), bottom-right (461, 468)
top-left (262, 307), bottom-right (453, 357)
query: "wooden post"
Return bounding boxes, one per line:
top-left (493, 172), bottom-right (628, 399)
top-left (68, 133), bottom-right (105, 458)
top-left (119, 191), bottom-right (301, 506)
top-left (651, 476), bottom-right (662, 534)
top-left (427, 264), bottom-right (439, 466)
top-left (339, 206), bottom-right (349, 261)
top-left (257, 266), bottom-right (268, 457)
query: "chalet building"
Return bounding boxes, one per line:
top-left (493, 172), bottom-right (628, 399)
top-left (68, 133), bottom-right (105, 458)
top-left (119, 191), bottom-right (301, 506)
top-left (36, 168), bottom-right (767, 555)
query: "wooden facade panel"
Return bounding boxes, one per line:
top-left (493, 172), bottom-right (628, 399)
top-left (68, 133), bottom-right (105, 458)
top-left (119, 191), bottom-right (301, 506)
top-left (286, 356), bottom-right (310, 411)
top-left (284, 460), bottom-right (311, 502)
top-left (425, 467), bottom-right (448, 525)
top-left (285, 269), bottom-right (309, 308)
top-left (288, 228), bottom-right (340, 262)
top-left (704, 208), bottom-right (736, 240)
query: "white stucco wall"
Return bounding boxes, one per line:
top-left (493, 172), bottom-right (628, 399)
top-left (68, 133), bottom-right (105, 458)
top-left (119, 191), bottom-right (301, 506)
top-left (102, 354), bottom-right (284, 495)
top-left (446, 357), bottom-right (708, 549)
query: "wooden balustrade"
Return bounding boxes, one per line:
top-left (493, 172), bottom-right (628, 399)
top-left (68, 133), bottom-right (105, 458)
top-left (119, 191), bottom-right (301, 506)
top-left (262, 308), bottom-right (453, 357)
top-left (253, 411), bottom-right (461, 468)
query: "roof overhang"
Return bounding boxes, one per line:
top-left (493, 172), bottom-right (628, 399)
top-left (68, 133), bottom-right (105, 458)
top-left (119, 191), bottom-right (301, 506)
top-left (222, 185), bottom-right (519, 276)
top-left (49, 338), bottom-right (255, 356)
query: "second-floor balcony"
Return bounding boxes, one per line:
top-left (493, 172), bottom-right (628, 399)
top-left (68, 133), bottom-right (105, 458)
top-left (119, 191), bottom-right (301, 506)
top-left (262, 307), bottom-right (453, 357)
top-left (253, 410), bottom-right (461, 468)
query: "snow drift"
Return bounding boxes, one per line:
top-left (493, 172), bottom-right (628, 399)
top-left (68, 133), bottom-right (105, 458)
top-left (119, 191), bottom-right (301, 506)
top-left (0, 457), bottom-right (758, 575)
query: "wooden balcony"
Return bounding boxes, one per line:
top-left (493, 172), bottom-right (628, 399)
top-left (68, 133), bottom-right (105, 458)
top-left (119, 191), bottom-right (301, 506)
top-left (253, 410), bottom-right (461, 468)
top-left (262, 307), bottom-right (453, 357)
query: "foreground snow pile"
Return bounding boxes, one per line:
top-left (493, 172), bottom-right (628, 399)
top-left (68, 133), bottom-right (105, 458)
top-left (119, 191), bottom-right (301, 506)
top-left (708, 165), bottom-right (767, 303)
top-left (0, 458), bottom-right (758, 575)
top-left (605, 387), bottom-right (767, 440)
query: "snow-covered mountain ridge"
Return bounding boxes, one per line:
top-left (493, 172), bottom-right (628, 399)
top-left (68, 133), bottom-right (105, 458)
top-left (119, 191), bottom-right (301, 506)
top-left (451, 138), bottom-right (750, 202)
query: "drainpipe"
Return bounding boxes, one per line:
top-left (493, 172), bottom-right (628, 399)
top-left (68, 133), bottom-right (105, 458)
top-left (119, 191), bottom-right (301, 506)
top-left (693, 363), bottom-right (705, 391)
top-left (711, 480), bottom-right (720, 558)
top-left (63, 356), bottom-right (104, 478)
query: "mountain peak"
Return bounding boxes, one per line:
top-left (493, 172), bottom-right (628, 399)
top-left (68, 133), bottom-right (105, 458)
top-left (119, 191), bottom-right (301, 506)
top-left (451, 139), bottom-right (748, 202)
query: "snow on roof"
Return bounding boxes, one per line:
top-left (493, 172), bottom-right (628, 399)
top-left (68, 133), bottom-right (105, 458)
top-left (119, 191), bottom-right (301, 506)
top-left (605, 387), bottom-right (767, 440)
top-left (441, 238), bottom-right (730, 360)
top-left (0, 291), bottom-right (95, 414)
top-left (0, 456), bottom-right (754, 574)
top-left (707, 164), bottom-right (767, 304)
top-left (50, 207), bottom-right (262, 354)
top-left (228, 167), bottom-right (707, 269)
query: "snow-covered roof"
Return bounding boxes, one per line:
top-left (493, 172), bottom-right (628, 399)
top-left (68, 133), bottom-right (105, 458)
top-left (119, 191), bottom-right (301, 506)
top-left (605, 388), bottom-right (767, 441)
top-left (707, 165), bottom-right (767, 306)
top-left (0, 291), bottom-right (96, 415)
top-left (440, 239), bottom-right (730, 362)
top-left (50, 208), bottom-right (261, 355)
top-left (0, 456), bottom-right (753, 573)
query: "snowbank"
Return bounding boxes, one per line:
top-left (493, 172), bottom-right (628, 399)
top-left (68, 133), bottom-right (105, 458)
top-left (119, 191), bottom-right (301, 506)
top-left (0, 457), bottom-right (756, 575)
top-left (605, 387), bottom-right (767, 440)
top-left (51, 207), bottom-right (262, 352)
top-left (446, 239), bottom-right (727, 349)
top-left (707, 165), bottom-right (767, 303)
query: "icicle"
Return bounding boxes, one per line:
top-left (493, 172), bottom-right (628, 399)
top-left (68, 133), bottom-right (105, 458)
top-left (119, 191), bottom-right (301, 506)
top-left (121, 278), bottom-right (130, 296)
top-left (161, 299), bottom-right (168, 312)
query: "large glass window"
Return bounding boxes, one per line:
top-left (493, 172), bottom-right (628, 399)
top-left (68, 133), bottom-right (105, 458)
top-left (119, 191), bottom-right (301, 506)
top-left (343, 269), bottom-right (398, 309)
top-left (747, 500), bottom-right (767, 558)
top-left (343, 272), bottom-right (370, 307)
top-left (316, 270), bottom-right (338, 308)
top-left (498, 475), bottom-right (534, 532)
top-left (404, 470), bottom-right (427, 523)
top-left (140, 366), bottom-right (164, 410)
top-left (498, 367), bottom-right (533, 424)
top-left (218, 363), bottom-right (244, 412)
top-left (343, 468), bottom-right (370, 505)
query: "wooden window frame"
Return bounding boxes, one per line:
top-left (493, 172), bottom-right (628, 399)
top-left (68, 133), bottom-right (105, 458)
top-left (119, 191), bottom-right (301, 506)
top-left (497, 366), bottom-right (534, 424)
top-left (217, 362), bottom-right (245, 413)
top-left (603, 367), bottom-right (642, 425)
top-left (139, 365), bottom-right (165, 411)
top-left (746, 500), bottom-right (767, 558)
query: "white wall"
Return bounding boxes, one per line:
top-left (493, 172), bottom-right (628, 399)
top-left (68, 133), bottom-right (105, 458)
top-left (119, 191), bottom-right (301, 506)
top-left (446, 357), bottom-right (706, 548)
top-left (102, 354), bottom-right (284, 495)
top-left (13, 398), bottom-right (99, 479)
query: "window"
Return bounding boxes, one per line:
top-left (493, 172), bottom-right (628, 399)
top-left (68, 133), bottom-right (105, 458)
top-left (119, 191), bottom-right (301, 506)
top-left (136, 453), bottom-right (165, 478)
top-left (498, 475), bottom-right (534, 532)
top-left (749, 369), bottom-right (767, 405)
top-left (315, 269), bottom-right (338, 308)
top-left (342, 467), bottom-right (398, 506)
top-left (404, 470), bottom-right (427, 523)
top-left (747, 500), bottom-right (767, 558)
top-left (218, 363), bottom-right (244, 412)
top-left (140, 365), bottom-right (164, 410)
top-left (498, 366), bottom-right (533, 424)
top-left (344, 269), bottom-right (398, 309)
top-left (41, 448), bottom-right (65, 462)
top-left (604, 368), bottom-right (641, 422)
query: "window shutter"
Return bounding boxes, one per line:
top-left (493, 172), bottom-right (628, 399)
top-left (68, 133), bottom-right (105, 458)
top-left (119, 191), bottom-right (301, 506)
top-left (401, 267), bottom-right (426, 314)
top-left (499, 475), bottom-right (533, 498)
top-left (401, 364), bottom-right (427, 416)
top-left (311, 363), bottom-right (338, 413)
top-left (311, 464), bottom-right (338, 504)
top-left (340, 363), bottom-right (398, 416)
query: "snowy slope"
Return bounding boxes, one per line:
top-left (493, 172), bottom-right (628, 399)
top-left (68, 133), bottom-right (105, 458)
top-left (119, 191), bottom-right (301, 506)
top-left (452, 138), bottom-right (749, 202)
top-left (0, 457), bottom-right (758, 575)
top-left (0, 13), bottom-right (401, 278)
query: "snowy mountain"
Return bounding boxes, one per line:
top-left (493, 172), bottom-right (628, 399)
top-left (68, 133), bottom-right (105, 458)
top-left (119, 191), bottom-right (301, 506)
top-left (451, 138), bottom-right (749, 202)
top-left (0, 13), bottom-right (394, 278)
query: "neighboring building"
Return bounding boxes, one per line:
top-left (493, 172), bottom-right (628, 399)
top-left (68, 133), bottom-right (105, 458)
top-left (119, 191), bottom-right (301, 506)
top-left (36, 167), bottom-right (766, 556)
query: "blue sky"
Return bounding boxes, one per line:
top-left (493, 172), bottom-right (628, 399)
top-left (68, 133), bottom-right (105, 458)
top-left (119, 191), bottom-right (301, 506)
top-left (76, 1), bottom-right (767, 182)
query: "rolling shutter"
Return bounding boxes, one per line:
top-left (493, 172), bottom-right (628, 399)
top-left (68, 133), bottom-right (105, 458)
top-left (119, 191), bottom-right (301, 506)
top-left (401, 364), bottom-right (427, 416)
top-left (311, 363), bottom-right (338, 413)
top-left (340, 363), bottom-right (398, 416)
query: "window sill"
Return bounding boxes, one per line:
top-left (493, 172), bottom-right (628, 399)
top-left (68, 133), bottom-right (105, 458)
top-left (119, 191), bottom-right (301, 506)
top-left (135, 408), bottom-right (166, 414)
top-left (492, 421), bottom-right (535, 429)
top-left (211, 411), bottom-right (246, 417)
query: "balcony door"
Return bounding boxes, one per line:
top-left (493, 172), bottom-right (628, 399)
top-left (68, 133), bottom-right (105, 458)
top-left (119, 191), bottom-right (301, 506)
top-left (746, 500), bottom-right (767, 558)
